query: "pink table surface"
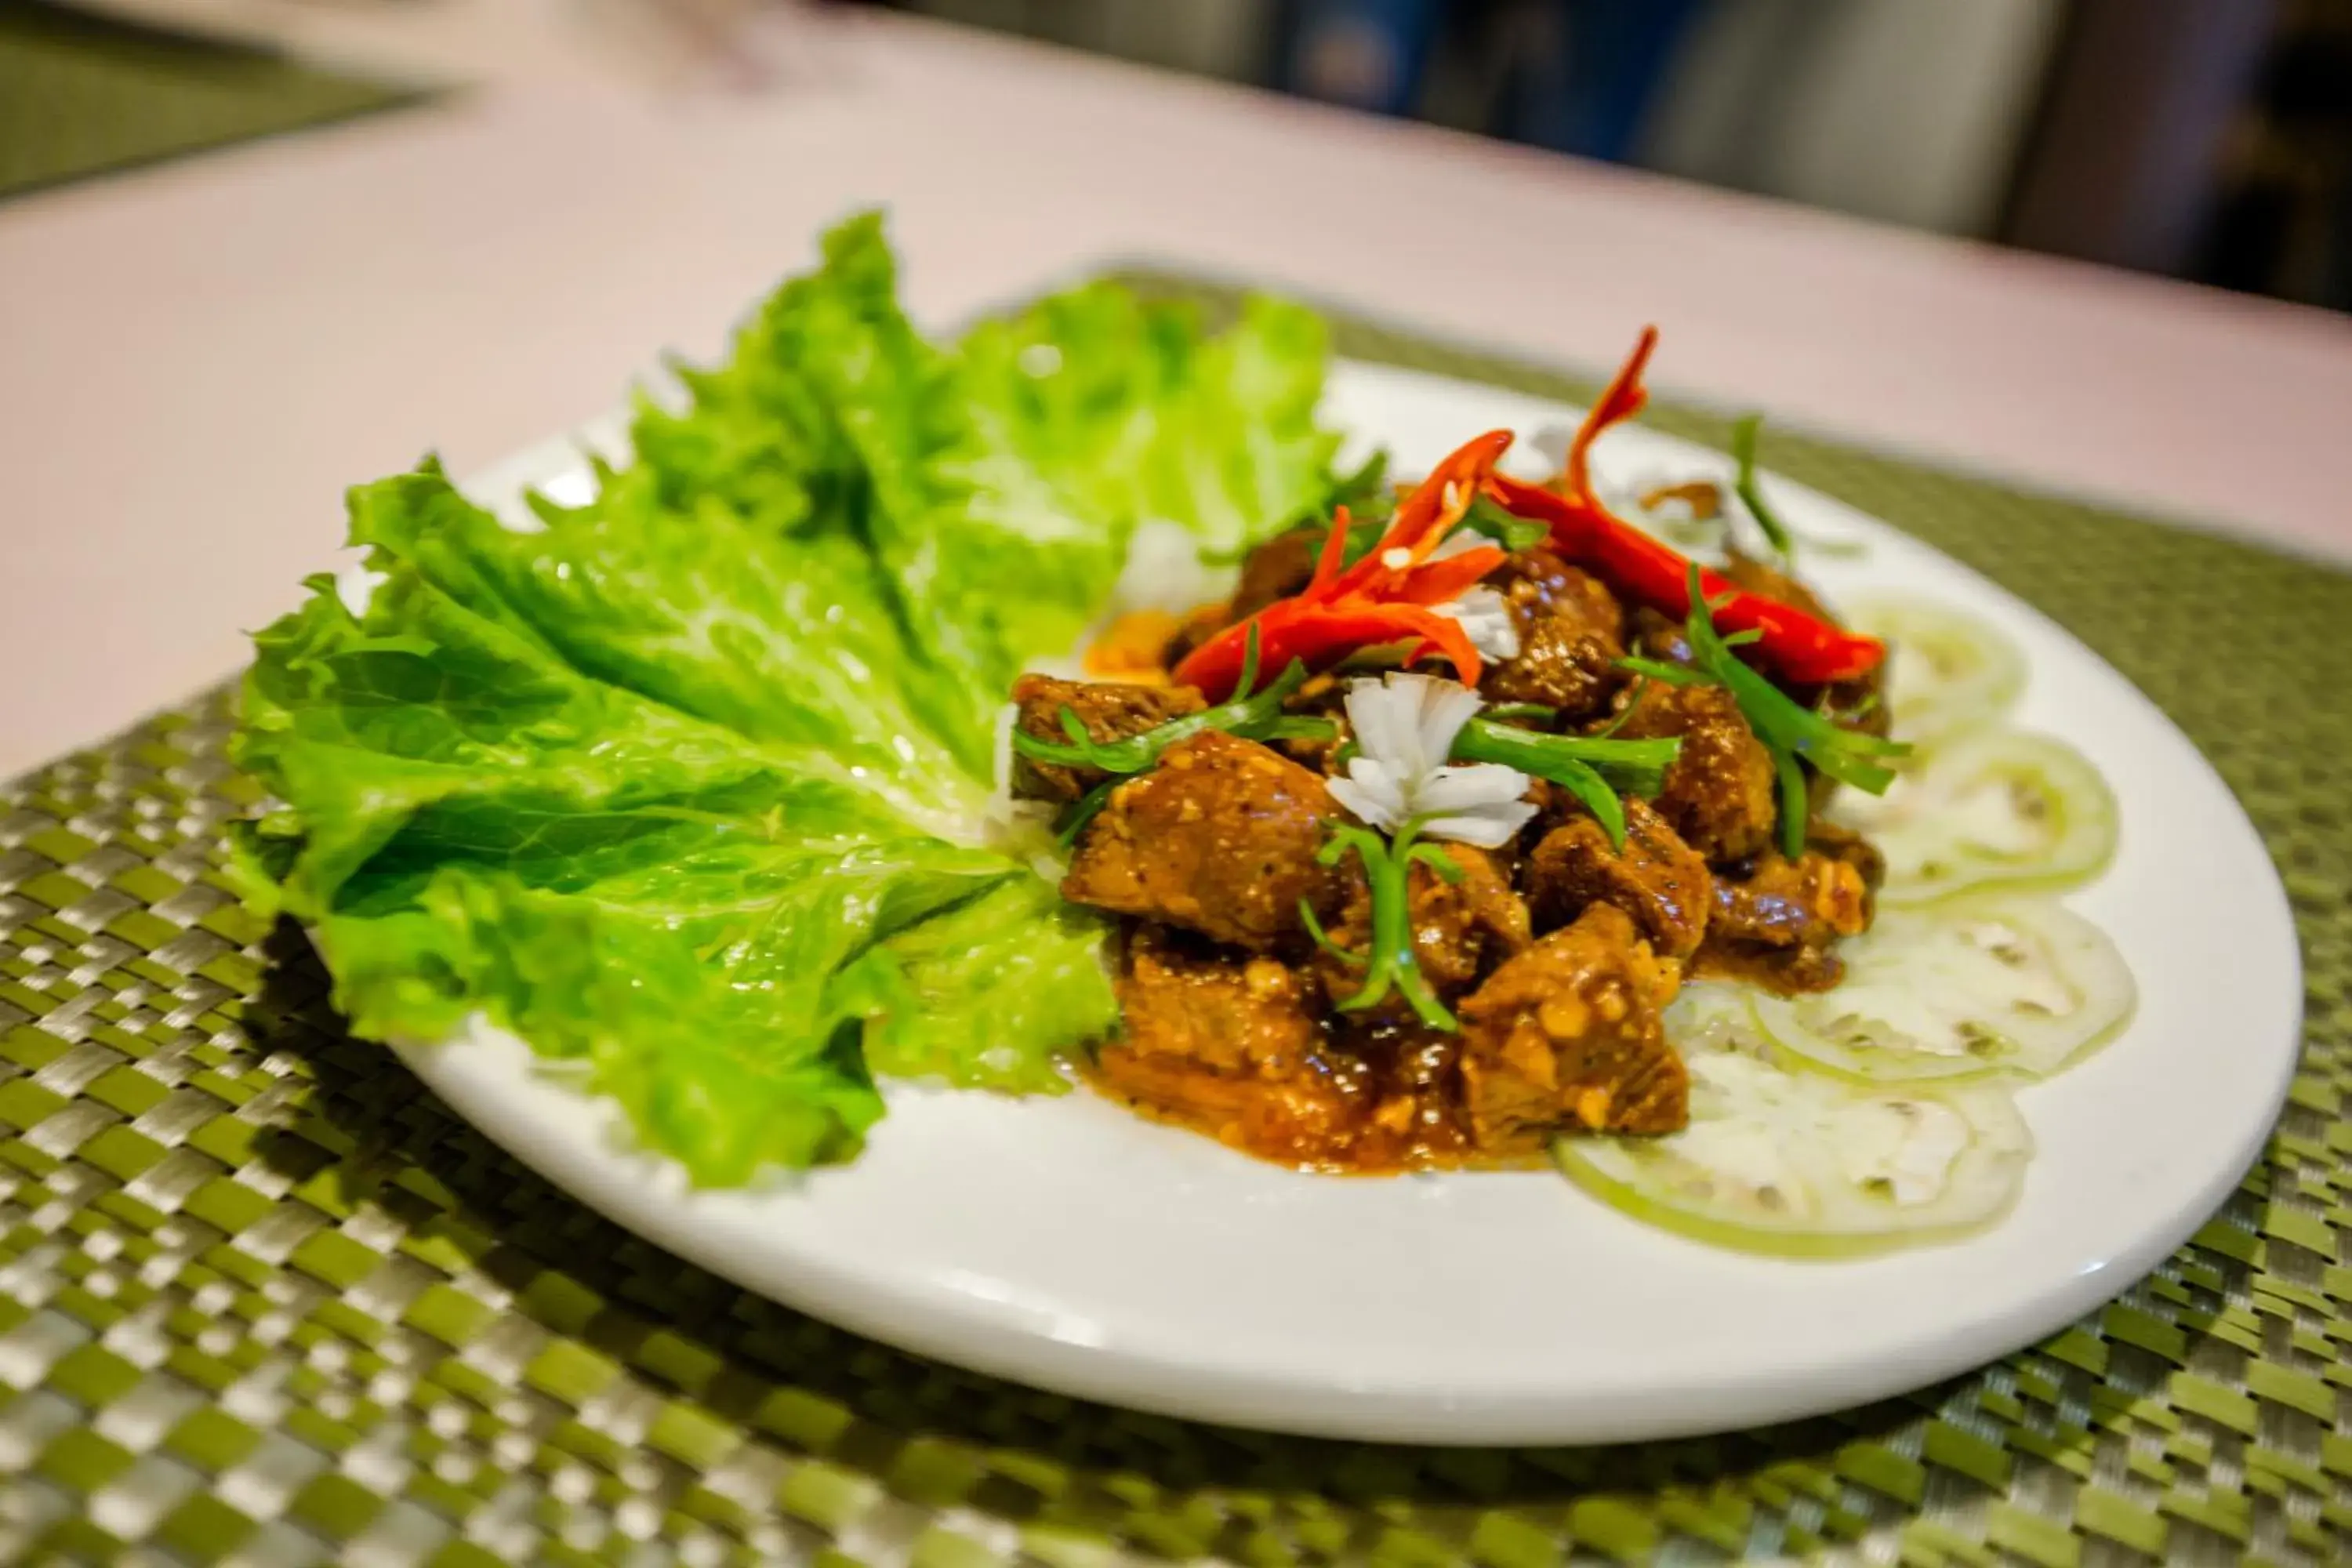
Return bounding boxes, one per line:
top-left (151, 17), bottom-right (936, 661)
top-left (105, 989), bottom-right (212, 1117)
top-left (4, 10), bottom-right (2350, 781)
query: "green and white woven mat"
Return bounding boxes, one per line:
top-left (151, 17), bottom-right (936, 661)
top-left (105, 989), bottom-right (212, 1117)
top-left (2, 285), bottom-right (2348, 1566)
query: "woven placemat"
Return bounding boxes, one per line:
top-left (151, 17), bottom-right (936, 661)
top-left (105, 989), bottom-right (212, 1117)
top-left (0, 0), bottom-right (418, 201)
top-left (2, 284), bottom-right (2348, 1567)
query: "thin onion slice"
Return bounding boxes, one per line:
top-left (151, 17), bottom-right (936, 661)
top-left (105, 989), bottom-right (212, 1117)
top-left (1844, 595), bottom-right (2027, 750)
top-left (1554, 1044), bottom-right (2034, 1258)
top-left (1832, 728), bottom-right (2118, 906)
top-left (1750, 896), bottom-right (2136, 1085)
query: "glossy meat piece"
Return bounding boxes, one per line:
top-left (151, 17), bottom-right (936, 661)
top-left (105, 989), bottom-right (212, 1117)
top-left (1719, 550), bottom-right (1833, 622)
top-left (1229, 528), bottom-right (1321, 622)
top-left (1098, 927), bottom-right (1484, 1171)
top-left (1525, 798), bottom-right (1712, 960)
top-left (1011, 675), bottom-right (1203, 804)
top-left (1693, 849), bottom-right (1871, 993)
top-left (1156, 528), bottom-right (1323, 676)
top-left (1110, 926), bottom-right (1321, 1077)
top-left (1480, 547), bottom-right (1628, 720)
top-left (1458, 905), bottom-right (1688, 1146)
top-left (1628, 604), bottom-right (1693, 666)
top-left (1805, 818), bottom-right (1886, 893)
top-left (1274, 671), bottom-right (1351, 774)
top-left (1609, 681), bottom-right (1778, 862)
top-left (1160, 603), bottom-right (1229, 672)
top-left (1097, 927), bottom-right (1357, 1158)
top-left (1311, 841), bottom-right (1532, 1011)
top-left (1062, 731), bottom-right (1342, 950)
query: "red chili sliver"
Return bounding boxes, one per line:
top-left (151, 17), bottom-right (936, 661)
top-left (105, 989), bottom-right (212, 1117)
top-left (1174, 430), bottom-right (1519, 701)
top-left (1490, 325), bottom-right (1884, 685)
top-left (1483, 475), bottom-right (1883, 684)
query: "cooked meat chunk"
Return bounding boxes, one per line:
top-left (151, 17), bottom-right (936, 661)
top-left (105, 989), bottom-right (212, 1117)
top-left (1693, 850), bottom-right (1871, 993)
top-left (1311, 842), bottom-right (1532, 1010)
top-left (1458, 906), bottom-right (1688, 1146)
top-left (1708, 851), bottom-right (1870, 946)
top-left (1062, 731), bottom-right (1342, 950)
top-left (1098, 927), bottom-right (1356, 1157)
top-left (1526, 799), bottom-right (1712, 960)
top-left (1111, 927), bottom-right (1321, 1077)
top-left (1342, 1020), bottom-right (1474, 1160)
top-left (1155, 527), bottom-right (1323, 675)
top-left (1229, 528), bottom-right (1321, 622)
top-left (1608, 681), bottom-right (1777, 862)
top-left (1480, 548), bottom-right (1628, 720)
top-left (1160, 603), bottom-right (1230, 672)
top-left (1719, 550), bottom-right (1833, 622)
top-left (1805, 818), bottom-right (1885, 894)
top-left (1098, 929), bottom-right (1481, 1170)
top-left (1273, 672), bottom-right (1351, 774)
top-left (1628, 604), bottom-right (1693, 666)
top-left (1639, 479), bottom-right (1722, 520)
top-left (1011, 676), bottom-right (1203, 804)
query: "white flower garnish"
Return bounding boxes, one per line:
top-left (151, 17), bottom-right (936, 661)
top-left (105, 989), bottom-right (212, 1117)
top-left (1327, 673), bottom-right (1537, 848)
top-left (1431, 586), bottom-right (1520, 661)
top-left (1423, 528), bottom-right (1522, 659)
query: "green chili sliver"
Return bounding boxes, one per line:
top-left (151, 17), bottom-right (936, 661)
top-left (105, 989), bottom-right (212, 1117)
top-left (1311, 823), bottom-right (1457, 1030)
top-left (1011, 648), bottom-right (1309, 775)
top-left (1454, 717), bottom-right (1679, 799)
top-left (1615, 655), bottom-right (1711, 688)
top-left (1731, 413), bottom-right (1795, 561)
top-left (1460, 493), bottom-right (1548, 552)
top-left (1668, 562), bottom-right (1911, 853)
top-left (1479, 702), bottom-right (1558, 724)
top-left (1681, 566), bottom-right (1907, 793)
top-left (1772, 748), bottom-right (1808, 861)
top-left (1054, 779), bottom-right (1117, 848)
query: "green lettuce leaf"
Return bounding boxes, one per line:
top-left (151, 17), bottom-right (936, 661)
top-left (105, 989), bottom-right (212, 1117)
top-left (234, 211), bottom-right (1342, 1183)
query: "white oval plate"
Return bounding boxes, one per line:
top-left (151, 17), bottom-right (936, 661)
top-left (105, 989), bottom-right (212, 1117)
top-left (394, 360), bottom-right (2299, 1445)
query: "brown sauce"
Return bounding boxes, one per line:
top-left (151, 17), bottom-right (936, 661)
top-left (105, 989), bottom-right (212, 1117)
top-left (1087, 1022), bottom-right (1547, 1174)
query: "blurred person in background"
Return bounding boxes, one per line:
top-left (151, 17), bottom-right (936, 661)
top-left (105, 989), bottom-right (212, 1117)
top-left (1280, 0), bottom-right (1708, 162)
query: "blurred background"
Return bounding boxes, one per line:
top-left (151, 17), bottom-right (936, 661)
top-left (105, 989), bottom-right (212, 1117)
top-left (5, 0), bottom-right (2351, 313)
top-left (862, 0), bottom-right (2352, 313)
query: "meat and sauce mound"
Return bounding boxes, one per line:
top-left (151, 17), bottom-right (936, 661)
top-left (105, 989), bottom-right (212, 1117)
top-left (1002, 340), bottom-right (1900, 1175)
top-left (1010, 340), bottom-right (1903, 1174)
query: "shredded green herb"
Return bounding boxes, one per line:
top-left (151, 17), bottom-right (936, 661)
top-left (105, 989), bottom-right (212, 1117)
top-left (1771, 749), bottom-right (1809, 860)
top-left (1673, 562), bottom-right (1910, 857)
top-left (1730, 414), bottom-right (1795, 561)
top-left (1054, 779), bottom-right (1116, 848)
top-left (1454, 717), bottom-right (1678, 799)
top-left (1013, 628), bottom-right (1333, 773)
top-left (1301, 822), bottom-right (1461, 1030)
top-left (1459, 494), bottom-right (1548, 553)
top-left (1588, 678), bottom-right (1650, 738)
top-left (1534, 754), bottom-right (1625, 850)
top-left (1330, 448), bottom-right (1392, 513)
top-left (1616, 654), bottom-right (1711, 688)
top-left (1479, 702), bottom-right (1558, 724)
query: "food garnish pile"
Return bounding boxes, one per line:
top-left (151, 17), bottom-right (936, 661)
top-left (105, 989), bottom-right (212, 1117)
top-left (236, 216), bottom-right (2132, 1255)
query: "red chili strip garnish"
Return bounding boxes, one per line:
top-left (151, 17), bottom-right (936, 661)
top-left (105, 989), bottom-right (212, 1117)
top-left (1174, 432), bottom-right (1512, 701)
top-left (1494, 327), bottom-right (1884, 685)
top-left (1564, 325), bottom-right (1655, 503)
top-left (1485, 474), bottom-right (1882, 684)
